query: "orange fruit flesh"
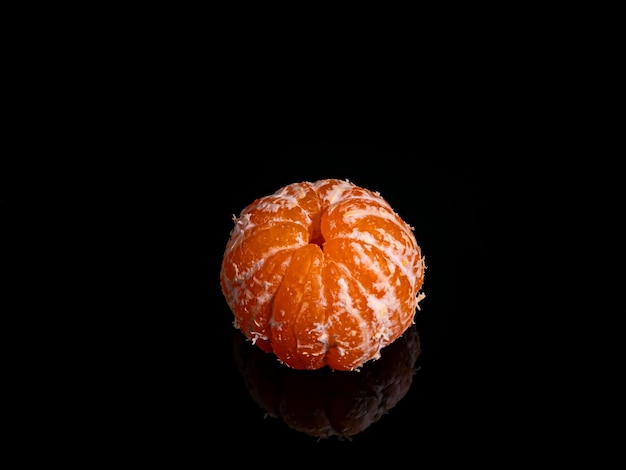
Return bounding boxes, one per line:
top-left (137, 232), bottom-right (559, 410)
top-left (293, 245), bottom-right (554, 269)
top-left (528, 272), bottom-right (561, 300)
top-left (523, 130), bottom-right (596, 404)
top-left (220, 179), bottom-right (425, 371)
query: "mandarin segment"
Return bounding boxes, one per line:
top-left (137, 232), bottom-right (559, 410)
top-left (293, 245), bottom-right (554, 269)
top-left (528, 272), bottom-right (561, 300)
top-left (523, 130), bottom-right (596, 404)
top-left (323, 238), bottom-right (409, 346)
top-left (323, 259), bottom-right (379, 370)
top-left (272, 244), bottom-right (327, 370)
top-left (220, 178), bottom-right (426, 371)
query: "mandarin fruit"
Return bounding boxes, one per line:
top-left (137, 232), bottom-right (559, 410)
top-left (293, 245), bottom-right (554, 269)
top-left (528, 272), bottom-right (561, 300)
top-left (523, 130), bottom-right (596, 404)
top-left (220, 178), bottom-right (426, 371)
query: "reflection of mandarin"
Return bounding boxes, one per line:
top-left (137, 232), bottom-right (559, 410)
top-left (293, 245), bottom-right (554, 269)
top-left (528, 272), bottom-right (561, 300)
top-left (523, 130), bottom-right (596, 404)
top-left (220, 178), bottom-right (426, 371)
top-left (233, 324), bottom-right (421, 438)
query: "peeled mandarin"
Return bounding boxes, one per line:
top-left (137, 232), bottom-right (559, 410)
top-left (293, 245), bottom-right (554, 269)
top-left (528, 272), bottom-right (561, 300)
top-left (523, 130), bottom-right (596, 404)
top-left (220, 178), bottom-right (426, 371)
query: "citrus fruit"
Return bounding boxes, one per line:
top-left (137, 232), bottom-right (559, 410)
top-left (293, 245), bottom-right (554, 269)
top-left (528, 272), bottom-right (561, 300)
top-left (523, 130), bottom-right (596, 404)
top-left (220, 178), bottom-right (426, 371)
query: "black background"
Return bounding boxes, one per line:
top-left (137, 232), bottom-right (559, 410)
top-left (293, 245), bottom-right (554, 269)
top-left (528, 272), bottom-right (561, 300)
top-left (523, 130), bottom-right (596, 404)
top-left (3, 10), bottom-right (610, 464)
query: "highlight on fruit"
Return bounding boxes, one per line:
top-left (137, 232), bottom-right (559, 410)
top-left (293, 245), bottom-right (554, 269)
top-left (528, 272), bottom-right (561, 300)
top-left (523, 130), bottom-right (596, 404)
top-left (220, 178), bottom-right (426, 371)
